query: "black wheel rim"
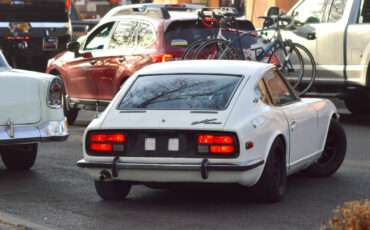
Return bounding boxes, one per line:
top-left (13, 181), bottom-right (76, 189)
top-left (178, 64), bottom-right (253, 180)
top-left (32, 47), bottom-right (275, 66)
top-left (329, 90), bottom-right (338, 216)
top-left (317, 129), bottom-right (338, 167)
top-left (273, 149), bottom-right (283, 188)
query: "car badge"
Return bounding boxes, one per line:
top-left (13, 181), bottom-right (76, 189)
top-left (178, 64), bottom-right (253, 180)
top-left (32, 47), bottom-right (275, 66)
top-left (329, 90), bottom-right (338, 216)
top-left (191, 118), bottom-right (221, 125)
top-left (9, 0), bottom-right (25, 8)
top-left (6, 119), bottom-right (14, 138)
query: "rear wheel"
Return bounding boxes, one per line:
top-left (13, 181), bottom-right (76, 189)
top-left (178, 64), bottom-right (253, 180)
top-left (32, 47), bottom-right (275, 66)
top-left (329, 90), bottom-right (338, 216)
top-left (0, 144), bottom-right (38, 170)
top-left (250, 138), bottom-right (287, 202)
top-left (58, 76), bottom-right (79, 125)
top-left (94, 180), bottom-right (131, 200)
top-left (302, 119), bottom-right (346, 177)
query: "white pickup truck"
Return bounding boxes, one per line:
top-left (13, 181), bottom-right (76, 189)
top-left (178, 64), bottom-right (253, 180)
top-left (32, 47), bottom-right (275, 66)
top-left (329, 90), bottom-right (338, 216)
top-left (282, 0), bottom-right (370, 114)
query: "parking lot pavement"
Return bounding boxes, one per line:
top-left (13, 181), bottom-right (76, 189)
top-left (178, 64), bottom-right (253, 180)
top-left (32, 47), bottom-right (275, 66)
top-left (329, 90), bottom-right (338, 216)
top-left (0, 211), bottom-right (52, 230)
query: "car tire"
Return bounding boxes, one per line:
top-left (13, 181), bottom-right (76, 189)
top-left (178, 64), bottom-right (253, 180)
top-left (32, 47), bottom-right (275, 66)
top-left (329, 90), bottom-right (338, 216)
top-left (250, 138), bottom-right (287, 203)
top-left (94, 180), bottom-right (131, 200)
top-left (0, 144), bottom-right (38, 170)
top-left (61, 83), bottom-right (79, 125)
top-left (302, 119), bottom-right (346, 177)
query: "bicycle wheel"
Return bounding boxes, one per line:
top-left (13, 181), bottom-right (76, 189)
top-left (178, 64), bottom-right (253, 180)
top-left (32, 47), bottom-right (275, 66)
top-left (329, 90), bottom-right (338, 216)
top-left (291, 43), bottom-right (316, 95)
top-left (268, 43), bottom-right (304, 90)
top-left (193, 39), bottom-right (241, 60)
top-left (182, 40), bottom-right (207, 60)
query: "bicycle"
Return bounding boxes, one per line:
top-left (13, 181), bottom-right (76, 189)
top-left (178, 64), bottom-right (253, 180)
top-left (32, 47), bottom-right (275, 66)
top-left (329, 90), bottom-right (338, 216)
top-left (189, 14), bottom-right (316, 95)
top-left (182, 9), bottom-right (257, 61)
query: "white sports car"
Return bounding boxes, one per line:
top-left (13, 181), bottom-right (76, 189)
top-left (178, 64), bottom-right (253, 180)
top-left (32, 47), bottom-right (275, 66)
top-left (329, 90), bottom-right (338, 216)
top-left (0, 51), bottom-right (69, 170)
top-left (77, 60), bottom-right (346, 202)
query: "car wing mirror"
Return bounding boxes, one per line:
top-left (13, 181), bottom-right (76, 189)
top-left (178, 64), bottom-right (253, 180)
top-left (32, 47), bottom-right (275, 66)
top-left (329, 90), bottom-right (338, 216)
top-left (265, 6), bottom-right (279, 16)
top-left (294, 24), bottom-right (316, 40)
top-left (67, 41), bottom-right (80, 53)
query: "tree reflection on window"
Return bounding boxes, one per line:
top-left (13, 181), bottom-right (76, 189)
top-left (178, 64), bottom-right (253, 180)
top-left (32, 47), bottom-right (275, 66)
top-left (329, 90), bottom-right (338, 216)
top-left (119, 75), bottom-right (241, 110)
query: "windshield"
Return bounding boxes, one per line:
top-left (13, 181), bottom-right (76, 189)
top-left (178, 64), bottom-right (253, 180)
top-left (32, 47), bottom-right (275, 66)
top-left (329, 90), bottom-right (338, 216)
top-left (118, 74), bottom-right (242, 110)
top-left (0, 51), bottom-right (10, 68)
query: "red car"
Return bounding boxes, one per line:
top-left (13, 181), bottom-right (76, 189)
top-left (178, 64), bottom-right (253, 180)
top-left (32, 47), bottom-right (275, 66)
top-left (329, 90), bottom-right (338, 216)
top-left (46, 7), bottom-right (254, 124)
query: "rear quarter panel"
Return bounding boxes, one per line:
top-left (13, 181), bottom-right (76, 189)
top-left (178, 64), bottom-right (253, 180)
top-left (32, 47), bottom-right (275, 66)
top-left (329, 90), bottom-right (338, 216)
top-left (301, 98), bottom-right (337, 153)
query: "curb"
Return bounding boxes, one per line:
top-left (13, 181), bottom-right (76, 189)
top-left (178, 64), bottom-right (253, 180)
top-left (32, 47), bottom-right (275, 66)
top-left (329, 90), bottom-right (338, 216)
top-left (0, 211), bottom-right (54, 230)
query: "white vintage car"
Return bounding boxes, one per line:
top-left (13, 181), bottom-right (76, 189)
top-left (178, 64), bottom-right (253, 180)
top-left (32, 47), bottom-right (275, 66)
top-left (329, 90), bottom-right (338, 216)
top-left (0, 51), bottom-right (69, 170)
top-left (77, 60), bottom-right (346, 202)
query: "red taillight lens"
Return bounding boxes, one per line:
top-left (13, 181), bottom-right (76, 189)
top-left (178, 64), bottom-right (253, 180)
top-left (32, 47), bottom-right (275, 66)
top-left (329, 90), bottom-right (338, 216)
top-left (91, 134), bottom-right (125, 142)
top-left (90, 143), bottom-right (112, 151)
top-left (65, 0), bottom-right (71, 8)
top-left (150, 54), bottom-right (175, 63)
top-left (162, 54), bottom-right (174, 62)
top-left (53, 84), bottom-right (61, 93)
top-left (210, 145), bottom-right (235, 153)
top-left (47, 78), bottom-right (63, 108)
top-left (198, 135), bottom-right (234, 144)
top-left (198, 134), bottom-right (236, 155)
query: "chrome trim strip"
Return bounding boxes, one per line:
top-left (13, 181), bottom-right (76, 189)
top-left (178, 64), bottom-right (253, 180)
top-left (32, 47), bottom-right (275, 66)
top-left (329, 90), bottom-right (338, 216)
top-left (0, 118), bottom-right (69, 144)
top-left (6, 119), bottom-right (14, 138)
top-left (76, 158), bottom-right (264, 171)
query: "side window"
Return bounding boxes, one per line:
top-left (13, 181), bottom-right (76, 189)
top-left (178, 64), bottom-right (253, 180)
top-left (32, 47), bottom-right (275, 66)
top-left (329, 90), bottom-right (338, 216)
top-left (256, 79), bottom-right (272, 105)
top-left (328, 0), bottom-right (347, 22)
top-left (84, 22), bottom-right (114, 51)
top-left (108, 20), bottom-right (139, 49)
top-left (137, 22), bottom-right (156, 48)
top-left (291, 0), bottom-right (328, 24)
top-left (264, 71), bottom-right (296, 106)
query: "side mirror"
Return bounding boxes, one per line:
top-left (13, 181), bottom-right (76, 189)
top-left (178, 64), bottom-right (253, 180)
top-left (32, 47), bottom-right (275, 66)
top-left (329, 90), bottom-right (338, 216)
top-left (67, 41), bottom-right (80, 53)
top-left (266, 6), bottom-right (279, 16)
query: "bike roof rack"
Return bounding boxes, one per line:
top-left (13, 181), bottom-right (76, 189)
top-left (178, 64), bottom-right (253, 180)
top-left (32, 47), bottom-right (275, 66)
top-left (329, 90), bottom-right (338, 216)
top-left (197, 7), bottom-right (239, 15)
top-left (111, 7), bottom-right (171, 19)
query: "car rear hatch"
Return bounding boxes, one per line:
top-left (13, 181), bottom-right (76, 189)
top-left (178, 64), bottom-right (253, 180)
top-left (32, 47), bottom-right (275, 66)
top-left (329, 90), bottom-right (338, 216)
top-left (0, 70), bottom-right (42, 126)
top-left (164, 19), bottom-right (217, 58)
top-left (164, 19), bottom-right (256, 59)
top-left (0, 0), bottom-right (68, 22)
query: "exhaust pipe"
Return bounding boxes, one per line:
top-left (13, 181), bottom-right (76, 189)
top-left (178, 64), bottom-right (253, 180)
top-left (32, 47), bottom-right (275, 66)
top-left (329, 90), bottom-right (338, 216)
top-left (99, 170), bottom-right (111, 181)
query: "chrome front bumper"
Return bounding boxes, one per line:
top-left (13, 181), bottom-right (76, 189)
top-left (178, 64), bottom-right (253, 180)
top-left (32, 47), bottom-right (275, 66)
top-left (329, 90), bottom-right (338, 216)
top-left (0, 118), bottom-right (69, 144)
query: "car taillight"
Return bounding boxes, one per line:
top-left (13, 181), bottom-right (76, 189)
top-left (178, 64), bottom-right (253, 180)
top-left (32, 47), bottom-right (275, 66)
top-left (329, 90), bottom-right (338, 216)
top-left (90, 143), bottom-right (113, 151)
top-left (150, 54), bottom-right (175, 63)
top-left (47, 78), bottom-right (63, 109)
top-left (91, 134), bottom-right (125, 142)
top-left (89, 132), bottom-right (126, 153)
top-left (65, 0), bottom-right (71, 8)
top-left (197, 134), bottom-right (236, 154)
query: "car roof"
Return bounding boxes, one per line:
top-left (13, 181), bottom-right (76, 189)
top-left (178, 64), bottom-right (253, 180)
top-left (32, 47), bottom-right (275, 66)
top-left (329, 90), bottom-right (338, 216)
top-left (103, 4), bottom-right (202, 19)
top-left (134, 60), bottom-right (273, 79)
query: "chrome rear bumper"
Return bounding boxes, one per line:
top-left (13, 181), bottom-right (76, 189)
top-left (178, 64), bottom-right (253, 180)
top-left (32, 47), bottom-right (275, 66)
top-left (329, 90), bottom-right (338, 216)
top-left (77, 158), bottom-right (264, 179)
top-left (0, 118), bottom-right (69, 144)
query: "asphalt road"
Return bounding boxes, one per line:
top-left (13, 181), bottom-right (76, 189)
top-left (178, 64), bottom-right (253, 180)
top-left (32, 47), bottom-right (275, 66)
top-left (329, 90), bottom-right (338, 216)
top-left (0, 103), bottom-right (369, 230)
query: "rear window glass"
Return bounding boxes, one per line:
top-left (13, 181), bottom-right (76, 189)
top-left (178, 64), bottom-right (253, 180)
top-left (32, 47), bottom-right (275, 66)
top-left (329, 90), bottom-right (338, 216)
top-left (165, 20), bottom-right (257, 49)
top-left (118, 74), bottom-right (242, 110)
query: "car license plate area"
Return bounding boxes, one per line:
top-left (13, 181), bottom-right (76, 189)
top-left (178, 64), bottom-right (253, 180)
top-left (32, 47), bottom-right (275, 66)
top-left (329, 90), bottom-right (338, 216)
top-left (139, 134), bottom-right (186, 157)
top-left (9, 22), bottom-right (30, 33)
top-left (43, 37), bottom-right (58, 50)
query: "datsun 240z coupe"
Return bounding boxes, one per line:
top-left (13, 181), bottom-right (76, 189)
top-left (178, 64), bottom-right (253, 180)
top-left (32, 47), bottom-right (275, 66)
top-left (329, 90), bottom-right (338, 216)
top-left (0, 51), bottom-right (69, 170)
top-left (77, 60), bottom-right (346, 202)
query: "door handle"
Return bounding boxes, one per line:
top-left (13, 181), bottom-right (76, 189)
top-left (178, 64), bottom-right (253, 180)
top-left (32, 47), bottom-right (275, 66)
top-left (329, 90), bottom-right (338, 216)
top-left (90, 60), bottom-right (97, 65)
top-left (118, 56), bottom-right (126, 63)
